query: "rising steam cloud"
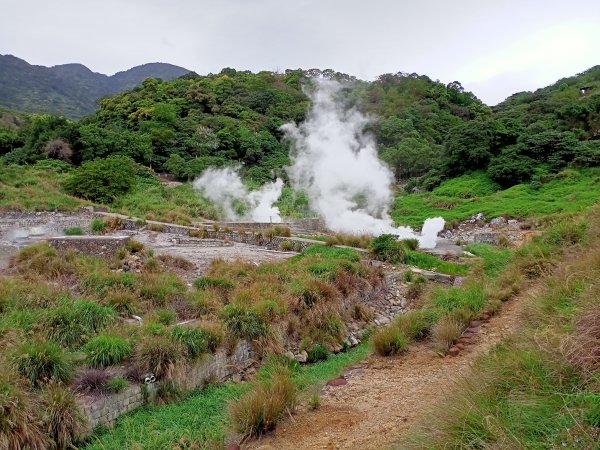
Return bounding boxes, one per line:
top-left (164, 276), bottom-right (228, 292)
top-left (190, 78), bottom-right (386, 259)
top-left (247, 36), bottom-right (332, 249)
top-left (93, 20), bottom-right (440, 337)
top-left (282, 79), bottom-right (444, 248)
top-left (193, 167), bottom-right (283, 222)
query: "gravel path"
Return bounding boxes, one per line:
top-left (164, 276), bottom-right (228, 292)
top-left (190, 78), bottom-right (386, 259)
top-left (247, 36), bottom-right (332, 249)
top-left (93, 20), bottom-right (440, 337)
top-left (245, 285), bottom-right (530, 450)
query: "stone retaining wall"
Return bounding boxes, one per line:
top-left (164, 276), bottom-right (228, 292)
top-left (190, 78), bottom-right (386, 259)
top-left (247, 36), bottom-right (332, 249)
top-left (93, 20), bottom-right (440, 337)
top-left (81, 340), bottom-right (255, 429)
top-left (106, 215), bottom-right (316, 252)
top-left (48, 236), bottom-right (130, 257)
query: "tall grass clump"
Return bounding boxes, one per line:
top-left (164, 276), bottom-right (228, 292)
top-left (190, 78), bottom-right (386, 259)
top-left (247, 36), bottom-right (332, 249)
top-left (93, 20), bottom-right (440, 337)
top-left (465, 242), bottom-right (513, 277)
top-left (404, 251), bottom-right (469, 275)
top-left (90, 218), bottom-right (107, 234)
top-left (194, 276), bottom-right (235, 291)
top-left (44, 298), bottom-right (117, 348)
top-left (42, 381), bottom-right (89, 449)
top-left (229, 365), bottom-right (297, 437)
top-left (134, 334), bottom-right (186, 380)
top-left (13, 341), bottom-right (73, 387)
top-left (170, 325), bottom-right (221, 358)
top-left (373, 310), bottom-right (434, 356)
top-left (220, 303), bottom-right (270, 340)
top-left (0, 377), bottom-right (47, 450)
top-left (83, 334), bottom-right (133, 368)
top-left (63, 226), bottom-right (84, 236)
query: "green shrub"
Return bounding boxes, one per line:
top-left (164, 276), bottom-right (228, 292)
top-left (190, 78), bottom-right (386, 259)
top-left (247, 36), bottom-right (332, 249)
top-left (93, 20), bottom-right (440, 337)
top-left (13, 341), bottom-right (73, 387)
top-left (42, 381), bottom-right (88, 448)
top-left (371, 234), bottom-right (404, 263)
top-left (155, 308), bottom-right (176, 326)
top-left (194, 276), bottom-right (235, 291)
top-left (91, 218), bottom-right (107, 234)
top-left (83, 334), bottom-right (133, 368)
top-left (221, 303), bottom-right (270, 339)
top-left (307, 343), bottom-right (329, 363)
top-left (106, 376), bottom-right (129, 393)
top-left (63, 226), bottom-right (84, 236)
top-left (63, 155), bottom-right (137, 203)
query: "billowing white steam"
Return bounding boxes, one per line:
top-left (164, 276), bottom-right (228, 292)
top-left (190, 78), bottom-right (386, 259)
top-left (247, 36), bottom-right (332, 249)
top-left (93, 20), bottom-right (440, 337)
top-left (193, 167), bottom-right (283, 222)
top-left (282, 79), bottom-right (444, 248)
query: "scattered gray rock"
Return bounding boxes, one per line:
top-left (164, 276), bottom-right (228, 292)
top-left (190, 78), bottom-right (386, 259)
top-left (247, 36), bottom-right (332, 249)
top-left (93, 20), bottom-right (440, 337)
top-left (295, 351), bottom-right (308, 363)
top-left (490, 217), bottom-right (507, 226)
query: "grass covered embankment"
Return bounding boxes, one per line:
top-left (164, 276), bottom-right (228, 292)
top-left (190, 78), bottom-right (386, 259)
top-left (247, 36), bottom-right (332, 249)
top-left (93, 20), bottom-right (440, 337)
top-left (372, 212), bottom-right (587, 356)
top-left (398, 207), bottom-right (600, 449)
top-left (392, 169), bottom-right (600, 227)
top-left (84, 342), bottom-right (371, 449)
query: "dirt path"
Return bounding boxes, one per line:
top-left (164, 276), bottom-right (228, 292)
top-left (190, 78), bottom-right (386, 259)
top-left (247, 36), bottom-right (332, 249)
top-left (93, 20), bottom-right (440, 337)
top-left (245, 288), bottom-right (530, 450)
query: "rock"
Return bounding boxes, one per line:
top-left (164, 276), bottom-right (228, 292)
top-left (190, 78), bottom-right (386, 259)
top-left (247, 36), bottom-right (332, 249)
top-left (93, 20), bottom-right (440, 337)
top-left (458, 336), bottom-right (472, 345)
top-left (448, 346), bottom-right (460, 357)
top-left (295, 351), bottom-right (308, 363)
top-left (469, 212), bottom-right (485, 223)
top-left (481, 313), bottom-right (491, 321)
top-left (332, 343), bottom-right (343, 353)
top-left (326, 376), bottom-right (347, 386)
top-left (349, 335), bottom-right (359, 346)
top-left (473, 232), bottom-right (499, 245)
top-left (284, 351), bottom-right (295, 360)
top-left (490, 217), bottom-right (507, 227)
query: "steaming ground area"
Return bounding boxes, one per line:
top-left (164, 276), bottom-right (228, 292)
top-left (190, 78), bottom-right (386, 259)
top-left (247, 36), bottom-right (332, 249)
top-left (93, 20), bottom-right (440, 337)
top-left (128, 230), bottom-right (294, 282)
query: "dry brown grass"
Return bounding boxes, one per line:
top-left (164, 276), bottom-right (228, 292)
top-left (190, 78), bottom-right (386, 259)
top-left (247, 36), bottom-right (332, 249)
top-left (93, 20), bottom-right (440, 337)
top-left (0, 372), bottom-right (47, 450)
top-left (324, 232), bottom-right (372, 249)
top-left (42, 381), bottom-right (89, 448)
top-left (229, 365), bottom-right (297, 438)
top-left (133, 334), bottom-right (187, 381)
top-left (562, 289), bottom-right (600, 378)
top-left (431, 316), bottom-right (464, 354)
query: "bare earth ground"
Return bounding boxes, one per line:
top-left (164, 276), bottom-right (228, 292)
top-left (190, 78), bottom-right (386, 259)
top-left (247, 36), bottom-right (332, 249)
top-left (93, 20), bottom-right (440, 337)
top-left (245, 286), bottom-right (530, 450)
top-left (130, 230), bottom-right (294, 281)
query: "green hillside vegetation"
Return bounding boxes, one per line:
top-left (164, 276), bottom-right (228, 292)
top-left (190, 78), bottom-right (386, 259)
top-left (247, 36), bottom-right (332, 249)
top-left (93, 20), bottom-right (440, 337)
top-left (0, 55), bottom-right (190, 117)
top-left (0, 65), bottom-right (598, 227)
top-left (393, 168), bottom-right (600, 227)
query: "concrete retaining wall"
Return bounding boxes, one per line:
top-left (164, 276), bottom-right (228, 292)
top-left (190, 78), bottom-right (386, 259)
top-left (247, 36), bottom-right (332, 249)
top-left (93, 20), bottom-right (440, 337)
top-left (81, 340), bottom-right (255, 429)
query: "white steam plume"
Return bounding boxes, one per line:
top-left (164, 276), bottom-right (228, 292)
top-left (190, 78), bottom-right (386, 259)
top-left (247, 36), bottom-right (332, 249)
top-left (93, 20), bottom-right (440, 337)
top-left (193, 167), bottom-right (283, 222)
top-left (282, 79), bottom-right (444, 248)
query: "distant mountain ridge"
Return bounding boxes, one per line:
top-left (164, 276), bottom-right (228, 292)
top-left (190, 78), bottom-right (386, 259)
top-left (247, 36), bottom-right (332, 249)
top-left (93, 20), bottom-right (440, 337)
top-left (0, 54), bottom-right (191, 117)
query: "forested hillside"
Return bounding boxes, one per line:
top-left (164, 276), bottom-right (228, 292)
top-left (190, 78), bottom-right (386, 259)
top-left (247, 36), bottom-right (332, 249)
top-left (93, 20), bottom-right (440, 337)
top-left (0, 55), bottom-right (190, 117)
top-left (0, 65), bottom-right (599, 204)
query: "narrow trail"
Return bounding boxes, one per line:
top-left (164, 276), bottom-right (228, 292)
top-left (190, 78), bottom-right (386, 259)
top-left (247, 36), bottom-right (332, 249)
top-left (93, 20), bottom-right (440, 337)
top-left (245, 286), bottom-right (532, 450)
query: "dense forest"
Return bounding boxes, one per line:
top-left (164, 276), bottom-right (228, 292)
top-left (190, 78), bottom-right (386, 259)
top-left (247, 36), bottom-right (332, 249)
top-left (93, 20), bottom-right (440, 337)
top-left (0, 65), bottom-right (599, 204)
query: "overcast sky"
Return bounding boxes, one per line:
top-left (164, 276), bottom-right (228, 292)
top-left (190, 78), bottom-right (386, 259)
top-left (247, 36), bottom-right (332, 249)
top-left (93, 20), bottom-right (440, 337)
top-left (1, 0), bottom-right (599, 105)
